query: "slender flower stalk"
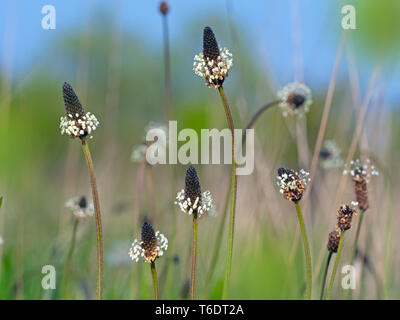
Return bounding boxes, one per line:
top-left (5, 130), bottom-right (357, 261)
top-left (191, 212), bottom-right (198, 300)
top-left (151, 261), bottom-right (158, 300)
top-left (326, 204), bottom-right (357, 300)
top-left (63, 219), bottom-right (79, 298)
top-left (193, 27), bottom-right (233, 298)
top-left (320, 230), bottom-right (340, 299)
top-left (175, 166), bottom-right (213, 299)
top-left (159, 1), bottom-right (172, 119)
top-left (218, 86), bottom-right (237, 299)
top-left (129, 221), bottom-right (168, 300)
top-left (326, 232), bottom-right (344, 300)
top-left (242, 100), bottom-right (280, 144)
top-left (276, 167), bottom-right (312, 299)
top-left (294, 201), bottom-right (312, 299)
top-left (320, 252), bottom-right (333, 300)
top-left (60, 82), bottom-right (103, 299)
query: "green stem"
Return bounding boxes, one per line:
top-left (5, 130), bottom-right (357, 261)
top-left (320, 251), bottom-right (333, 300)
top-left (204, 178), bottom-right (231, 294)
top-left (343, 209), bottom-right (365, 300)
top-left (218, 86), bottom-right (237, 299)
top-left (190, 213), bottom-right (198, 300)
top-left (150, 262), bottom-right (158, 300)
top-left (326, 232), bottom-right (345, 300)
top-left (81, 138), bottom-right (103, 300)
top-left (242, 100), bottom-right (280, 144)
top-left (294, 201), bottom-right (312, 300)
top-left (63, 218), bottom-right (79, 299)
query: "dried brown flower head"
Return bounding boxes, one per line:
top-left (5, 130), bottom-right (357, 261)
top-left (327, 230), bottom-right (341, 253)
top-left (276, 168), bottom-right (310, 202)
top-left (336, 204), bottom-right (357, 231)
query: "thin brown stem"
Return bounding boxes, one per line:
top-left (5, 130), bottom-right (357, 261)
top-left (190, 213), bottom-right (198, 300)
top-left (81, 138), bottom-right (103, 300)
top-left (151, 262), bottom-right (158, 300)
top-left (162, 15), bottom-right (172, 120)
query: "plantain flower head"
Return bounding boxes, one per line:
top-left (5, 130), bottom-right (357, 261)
top-left (60, 82), bottom-right (99, 139)
top-left (277, 82), bottom-right (312, 117)
top-left (193, 27), bottom-right (233, 89)
top-left (276, 167), bottom-right (310, 202)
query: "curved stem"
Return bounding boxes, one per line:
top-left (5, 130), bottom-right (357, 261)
top-left (218, 86), bottom-right (237, 299)
top-left (190, 213), bottom-right (198, 300)
top-left (151, 262), bottom-right (158, 300)
top-left (242, 100), bottom-right (280, 143)
top-left (63, 219), bottom-right (79, 299)
top-left (326, 232), bottom-right (345, 300)
top-left (81, 138), bottom-right (103, 300)
top-left (320, 251), bottom-right (333, 300)
top-left (294, 201), bottom-right (312, 299)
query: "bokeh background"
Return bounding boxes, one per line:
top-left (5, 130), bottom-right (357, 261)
top-left (0, 0), bottom-right (399, 299)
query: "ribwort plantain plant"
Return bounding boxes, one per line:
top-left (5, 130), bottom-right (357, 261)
top-left (175, 166), bottom-right (213, 299)
top-left (60, 82), bottom-right (103, 299)
top-left (193, 26), bottom-right (236, 299)
top-left (129, 221), bottom-right (169, 299)
top-left (276, 167), bottom-right (312, 299)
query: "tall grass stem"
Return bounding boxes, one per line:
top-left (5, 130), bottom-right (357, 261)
top-left (320, 251), bottom-right (332, 300)
top-left (81, 138), bottom-right (103, 300)
top-left (190, 214), bottom-right (198, 300)
top-left (218, 86), bottom-right (237, 299)
top-left (151, 262), bottom-right (158, 300)
top-left (294, 201), bottom-right (312, 299)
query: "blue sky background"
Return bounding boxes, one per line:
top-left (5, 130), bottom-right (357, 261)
top-left (0, 0), bottom-right (399, 104)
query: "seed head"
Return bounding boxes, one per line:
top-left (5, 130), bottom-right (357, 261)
top-left (276, 168), bottom-right (310, 202)
top-left (319, 140), bottom-right (344, 169)
top-left (336, 204), bottom-right (357, 231)
top-left (327, 230), bottom-right (341, 253)
top-left (159, 1), bottom-right (169, 15)
top-left (203, 27), bottom-right (220, 62)
top-left (62, 82), bottom-right (85, 117)
top-left (185, 166), bottom-right (202, 207)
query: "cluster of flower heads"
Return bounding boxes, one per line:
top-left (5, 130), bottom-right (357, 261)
top-left (65, 196), bottom-right (94, 220)
top-left (193, 27), bottom-right (233, 89)
top-left (343, 158), bottom-right (379, 183)
top-left (276, 168), bottom-right (311, 202)
top-left (319, 140), bottom-right (344, 169)
top-left (60, 82), bottom-right (99, 139)
top-left (175, 166), bottom-right (213, 218)
top-left (128, 221), bottom-right (168, 263)
top-left (277, 82), bottom-right (313, 117)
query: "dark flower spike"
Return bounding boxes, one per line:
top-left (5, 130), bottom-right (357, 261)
top-left (62, 82), bottom-right (85, 118)
top-left (185, 166), bottom-right (202, 209)
top-left (327, 230), bottom-right (341, 253)
top-left (159, 1), bottom-right (169, 15)
top-left (175, 166), bottom-right (213, 217)
top-left (336, 204), bottom-right (357, 231)
top-left (203, 27), bottom-right (220, 62)
top-left (193, 27), bottom-right (233, 89)
top-left (60, 82), bottom-right (99, 139)
top-left (129, 221), bottom-right (168, 263)
top-left (78, 196), bottom-right (87, 209)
